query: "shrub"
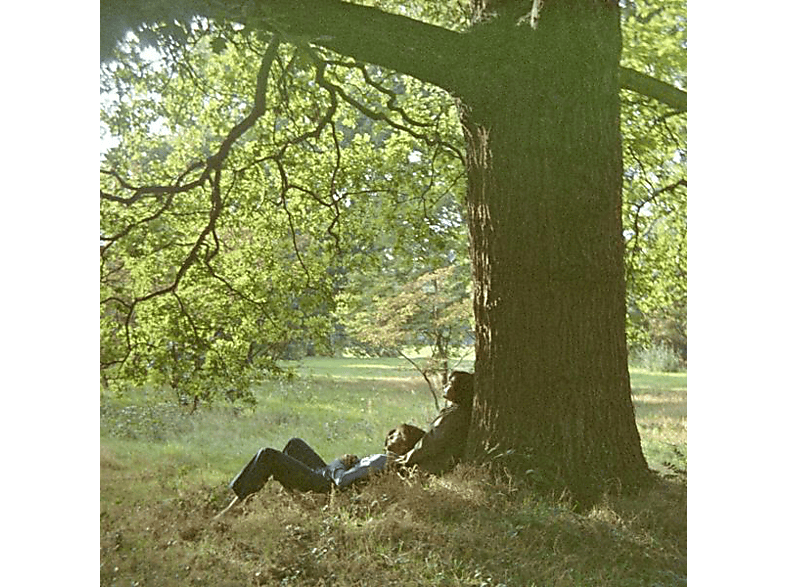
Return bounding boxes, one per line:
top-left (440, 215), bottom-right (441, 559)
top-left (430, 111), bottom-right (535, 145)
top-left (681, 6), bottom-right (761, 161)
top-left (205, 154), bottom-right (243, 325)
top-left (631, 342), bottom-right (685, 373)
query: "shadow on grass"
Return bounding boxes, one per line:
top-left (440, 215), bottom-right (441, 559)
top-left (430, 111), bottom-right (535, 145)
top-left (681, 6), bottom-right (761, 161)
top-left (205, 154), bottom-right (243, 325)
top-left (101, 461), bottom-right (686, 587)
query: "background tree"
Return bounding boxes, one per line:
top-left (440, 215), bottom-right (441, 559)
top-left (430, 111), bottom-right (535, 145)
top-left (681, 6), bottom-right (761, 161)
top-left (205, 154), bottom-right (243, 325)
top-left (619, 0), bottom-right (686, 364)
top-left (340, 263), bottom-right (473, 409)
top-left (100, 0), bottom-right (686, 501)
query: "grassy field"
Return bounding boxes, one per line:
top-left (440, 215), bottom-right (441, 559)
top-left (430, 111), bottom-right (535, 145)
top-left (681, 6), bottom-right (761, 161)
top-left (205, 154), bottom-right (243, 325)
top-left (100, 357), bottom-right (686, 586)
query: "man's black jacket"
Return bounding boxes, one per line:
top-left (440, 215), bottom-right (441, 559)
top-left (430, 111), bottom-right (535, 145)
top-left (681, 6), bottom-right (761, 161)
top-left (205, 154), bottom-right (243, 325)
top-left (402, 403), bottom-right (471, 475)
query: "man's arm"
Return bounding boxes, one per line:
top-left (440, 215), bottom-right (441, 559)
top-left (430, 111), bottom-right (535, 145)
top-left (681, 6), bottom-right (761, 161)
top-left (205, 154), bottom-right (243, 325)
top-left (331, 454), bottom-right (388, 488)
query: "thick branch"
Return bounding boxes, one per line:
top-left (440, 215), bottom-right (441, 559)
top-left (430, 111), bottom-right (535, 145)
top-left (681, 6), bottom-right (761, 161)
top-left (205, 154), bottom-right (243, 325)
top-left (620, 67), bottom-right (687, 112)
top-left (101, 0), bottom-right (466, 92)
top-left (265, 1), bottom-right (465, 91)
top-left (102, 1), bottom-right (685, 111)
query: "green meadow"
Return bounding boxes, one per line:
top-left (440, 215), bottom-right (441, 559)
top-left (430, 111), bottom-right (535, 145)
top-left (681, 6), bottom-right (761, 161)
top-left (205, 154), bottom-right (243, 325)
top-left (100, 357), bottom-right (686, 586)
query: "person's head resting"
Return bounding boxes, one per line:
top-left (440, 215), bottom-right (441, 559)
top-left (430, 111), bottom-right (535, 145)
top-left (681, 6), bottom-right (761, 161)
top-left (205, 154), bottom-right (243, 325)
top-left (443, 370), bottom-right (474, 406)
top-left (384, 423), bottom-right (426, 455)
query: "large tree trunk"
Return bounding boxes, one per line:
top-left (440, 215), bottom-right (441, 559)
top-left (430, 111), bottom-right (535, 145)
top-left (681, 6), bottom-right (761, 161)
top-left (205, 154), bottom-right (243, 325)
top-left (460, 1), bottom-right (651, 501)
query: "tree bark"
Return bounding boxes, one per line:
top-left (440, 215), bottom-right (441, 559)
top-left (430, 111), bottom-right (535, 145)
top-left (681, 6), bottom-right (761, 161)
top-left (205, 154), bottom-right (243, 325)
top-left (459, 2), bottom-right (651, 501)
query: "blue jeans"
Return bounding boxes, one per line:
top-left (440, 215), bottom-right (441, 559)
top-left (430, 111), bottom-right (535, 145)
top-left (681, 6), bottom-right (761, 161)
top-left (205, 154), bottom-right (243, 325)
top-left (230, 438), bottom-right (333, 499)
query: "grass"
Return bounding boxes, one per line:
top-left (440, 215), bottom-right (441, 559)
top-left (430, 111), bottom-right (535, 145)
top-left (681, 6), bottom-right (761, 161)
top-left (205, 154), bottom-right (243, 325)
top-left (628, 368), bottom-right (687, 476)
top-left (100, 357), bottom-right (686, 586)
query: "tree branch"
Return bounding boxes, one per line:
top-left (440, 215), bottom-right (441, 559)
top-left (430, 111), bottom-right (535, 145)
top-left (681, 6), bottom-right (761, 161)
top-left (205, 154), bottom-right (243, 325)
top-left (397, 349), bottom-right (441, 412)
top-left (102, 1), bottom-right (686, 111)
top-left (263, 1), bottom-right (466, 91)
top-left (101, 0), bottom-right (466, 92)
top-left (620, 67), bottom-right (687, 112)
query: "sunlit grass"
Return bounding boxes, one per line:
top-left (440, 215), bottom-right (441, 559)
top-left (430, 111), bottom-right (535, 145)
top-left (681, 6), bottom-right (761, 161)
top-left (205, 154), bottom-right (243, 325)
top-left (629, 367), bottom-right (687, 474)
top-left (101, 357), bottom-right (687, 586)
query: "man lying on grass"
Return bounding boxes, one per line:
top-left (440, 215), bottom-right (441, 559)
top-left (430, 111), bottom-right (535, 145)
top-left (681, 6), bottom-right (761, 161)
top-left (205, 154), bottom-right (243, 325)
top-left (215, 371), bottom-right (474, 519)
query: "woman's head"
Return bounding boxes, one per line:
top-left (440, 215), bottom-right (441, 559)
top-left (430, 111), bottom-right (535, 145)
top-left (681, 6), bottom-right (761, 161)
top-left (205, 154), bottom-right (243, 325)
top-left (384, 423), bottom-right (426, 455)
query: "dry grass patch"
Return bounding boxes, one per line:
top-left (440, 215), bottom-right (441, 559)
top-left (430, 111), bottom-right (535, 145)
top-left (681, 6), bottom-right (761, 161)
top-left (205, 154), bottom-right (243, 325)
top-left (102, 459), bottom-right (686, 586)
top-left (101, 362), bottom-right (687, 586)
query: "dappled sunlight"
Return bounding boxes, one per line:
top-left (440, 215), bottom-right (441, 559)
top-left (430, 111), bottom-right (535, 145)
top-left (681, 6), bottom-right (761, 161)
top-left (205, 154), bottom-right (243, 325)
top-left (102, 358), bottom-right (686, 585)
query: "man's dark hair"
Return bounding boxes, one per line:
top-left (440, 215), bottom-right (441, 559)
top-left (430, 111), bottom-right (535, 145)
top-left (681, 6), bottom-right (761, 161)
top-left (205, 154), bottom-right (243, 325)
top-left (448, 370), bottom-right (474, 405)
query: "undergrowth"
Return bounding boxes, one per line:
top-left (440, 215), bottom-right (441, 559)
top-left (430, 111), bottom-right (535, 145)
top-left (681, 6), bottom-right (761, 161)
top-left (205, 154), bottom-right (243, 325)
top-left (101, 363), bottom-right (686, 586)
top-left (101, 459), bottom-right (686, 586)
top-left (629, 343), bottom-right (685, 373)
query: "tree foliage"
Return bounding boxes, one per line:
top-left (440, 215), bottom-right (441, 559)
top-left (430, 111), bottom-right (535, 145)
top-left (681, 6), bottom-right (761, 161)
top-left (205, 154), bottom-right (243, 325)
top-left (340, 262), bottom-right (473, 408)
top-left (100, 18), bottom-right (467, 402)
top-left (100, 1), bottom-right (686, 408)
top-left (620, 0), bottom-right (687, 359)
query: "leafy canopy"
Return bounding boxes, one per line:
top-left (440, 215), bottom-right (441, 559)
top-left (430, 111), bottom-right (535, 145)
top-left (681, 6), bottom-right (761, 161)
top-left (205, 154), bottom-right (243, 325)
top-left (100, 1), bottom-right (687, 402)
top-left (100, 19), bottom-right (468, 402)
